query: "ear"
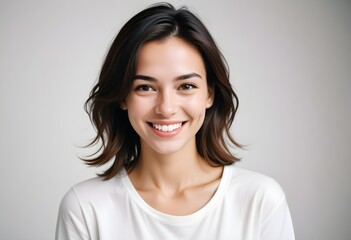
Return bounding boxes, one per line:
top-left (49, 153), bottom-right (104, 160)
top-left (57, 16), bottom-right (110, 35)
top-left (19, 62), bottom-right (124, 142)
top-left (206, 86), bottom-right (215, 109)
top-left (120, 101), bottom-right (127, 110)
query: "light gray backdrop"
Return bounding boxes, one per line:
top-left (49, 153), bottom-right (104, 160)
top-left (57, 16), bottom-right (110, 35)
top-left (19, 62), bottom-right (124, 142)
top-left (1, 0), bottom-right (350, 239)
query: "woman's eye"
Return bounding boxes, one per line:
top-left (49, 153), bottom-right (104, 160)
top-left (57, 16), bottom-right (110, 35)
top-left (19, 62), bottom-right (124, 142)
top-left (179, 84), bottom-right (196, 90)
top-left (135, 85), bottom-right (153, 91)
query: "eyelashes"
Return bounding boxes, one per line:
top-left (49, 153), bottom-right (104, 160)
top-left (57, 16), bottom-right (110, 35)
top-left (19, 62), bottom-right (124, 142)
top-left (135, 84), bottom-right (154, 92)
top-left (178, 83), bottom-right (197, 90)
top-left (134, 83), bottom-right (198, 92)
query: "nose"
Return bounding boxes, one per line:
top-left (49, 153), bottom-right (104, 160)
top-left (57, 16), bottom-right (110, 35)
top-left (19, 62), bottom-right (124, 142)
top-left (155, 90), bottom-right (177, 117)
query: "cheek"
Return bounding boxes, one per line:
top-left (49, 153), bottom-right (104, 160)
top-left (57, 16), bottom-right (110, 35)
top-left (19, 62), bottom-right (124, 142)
top-left (125, 100), bottom-right (143, 124)
top-left (187, 92), bottom-right (210, 108)
top-left (183, 96), bottom-right (209, 117)
top-left (127, 97), bottom-right (153, 114)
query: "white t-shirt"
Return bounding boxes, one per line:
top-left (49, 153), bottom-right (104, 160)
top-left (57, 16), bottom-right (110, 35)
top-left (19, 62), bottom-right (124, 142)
top-left (56, 165), bottom-right (295, 240)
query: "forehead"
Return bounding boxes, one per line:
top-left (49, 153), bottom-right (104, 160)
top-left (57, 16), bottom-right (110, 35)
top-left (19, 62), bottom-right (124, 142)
top-left (136, 37), bottom-right (206, 77)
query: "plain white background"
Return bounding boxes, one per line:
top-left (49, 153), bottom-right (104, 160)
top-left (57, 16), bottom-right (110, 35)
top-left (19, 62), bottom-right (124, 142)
top-left (1, 0), bottom-right (350, 239)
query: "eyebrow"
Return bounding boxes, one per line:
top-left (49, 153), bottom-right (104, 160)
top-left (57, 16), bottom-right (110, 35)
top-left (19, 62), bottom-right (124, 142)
top-left (133, 73), bottom-right (202, 81)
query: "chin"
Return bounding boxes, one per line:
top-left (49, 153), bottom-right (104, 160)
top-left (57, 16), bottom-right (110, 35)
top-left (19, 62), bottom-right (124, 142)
top-left (146, 142), bottom-right (188, 156)
top-left (151, 147), bottom-right (183, 155)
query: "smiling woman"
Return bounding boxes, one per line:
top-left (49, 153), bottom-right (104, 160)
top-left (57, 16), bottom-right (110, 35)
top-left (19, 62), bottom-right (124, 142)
top-left (121, 38), bottom-right (213, 156)
top-left (56, 3), bottom-right (295, 240)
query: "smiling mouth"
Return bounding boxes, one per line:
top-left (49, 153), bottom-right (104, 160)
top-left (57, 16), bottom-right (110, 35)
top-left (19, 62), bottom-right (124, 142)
top-left (150, 122), bottom-right (185, 132)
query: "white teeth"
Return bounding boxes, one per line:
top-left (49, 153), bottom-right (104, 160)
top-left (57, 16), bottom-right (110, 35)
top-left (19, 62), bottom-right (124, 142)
top-left (152, 123), bottom-right (182, 132)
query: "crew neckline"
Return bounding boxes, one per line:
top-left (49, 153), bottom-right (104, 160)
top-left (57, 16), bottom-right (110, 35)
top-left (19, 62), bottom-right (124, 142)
top-left (120, 165), bottom-right (232, 224)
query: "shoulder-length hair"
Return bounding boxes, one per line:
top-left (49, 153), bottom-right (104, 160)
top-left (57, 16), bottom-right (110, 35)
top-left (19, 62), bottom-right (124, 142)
top-left (84, 3), bottom-right (241, 180)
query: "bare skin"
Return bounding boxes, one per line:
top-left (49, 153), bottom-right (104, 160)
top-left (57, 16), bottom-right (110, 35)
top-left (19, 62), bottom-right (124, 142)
top-left (128, 141), bottom-right (223, 215)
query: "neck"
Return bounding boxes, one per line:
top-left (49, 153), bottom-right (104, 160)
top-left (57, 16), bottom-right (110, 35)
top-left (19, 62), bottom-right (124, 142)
top-left (129, 139), bottom-right (218, 193)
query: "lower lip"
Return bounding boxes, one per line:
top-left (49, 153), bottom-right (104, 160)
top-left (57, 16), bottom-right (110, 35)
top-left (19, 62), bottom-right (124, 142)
top-left (149, 123), bottom-right (185, 138)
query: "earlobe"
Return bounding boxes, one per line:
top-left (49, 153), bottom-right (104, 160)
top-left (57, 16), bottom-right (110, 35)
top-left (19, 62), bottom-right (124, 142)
top-left (206, 87), bottom-right (214, 109)
top-left (206, 100), bottom-right (213, 109)
top-left (120, 101), bottom-right (127, 110)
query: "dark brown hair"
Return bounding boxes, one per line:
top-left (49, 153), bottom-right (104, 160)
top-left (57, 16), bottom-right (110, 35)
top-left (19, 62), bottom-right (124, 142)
top-left (84, 3), bottom-right (241, 180)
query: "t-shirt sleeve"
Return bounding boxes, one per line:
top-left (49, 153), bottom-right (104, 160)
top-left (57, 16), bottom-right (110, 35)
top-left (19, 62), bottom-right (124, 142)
top-left (55, 188), bottom-right (91, 240)
top-left (259, 196), bottom-right (295, 240)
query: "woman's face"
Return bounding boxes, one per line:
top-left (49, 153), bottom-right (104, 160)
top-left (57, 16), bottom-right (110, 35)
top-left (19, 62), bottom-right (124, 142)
top-left (122, 37), bottom-right (213, 155)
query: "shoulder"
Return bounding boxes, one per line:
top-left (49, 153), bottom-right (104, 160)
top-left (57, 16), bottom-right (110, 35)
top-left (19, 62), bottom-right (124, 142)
top-left (228, 166), bottom-right (285, 197)
top-left (225, 165), bottom-right (286, 218)
top-left (59, 173), bottom-right (126, 211)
